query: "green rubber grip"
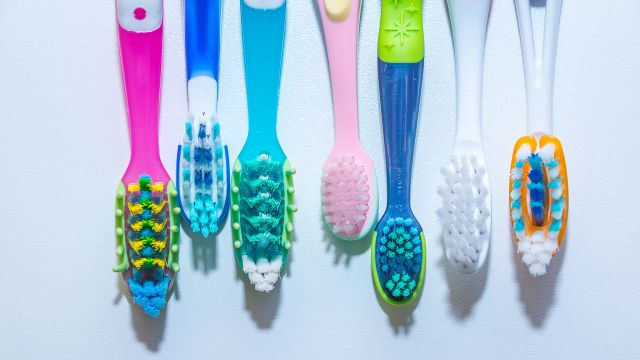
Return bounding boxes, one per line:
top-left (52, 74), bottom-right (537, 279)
top-left (378, 0), bottom-right (424, 63)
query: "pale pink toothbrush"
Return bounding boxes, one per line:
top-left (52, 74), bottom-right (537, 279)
top-left (318, 0), bottom-right (378, 241)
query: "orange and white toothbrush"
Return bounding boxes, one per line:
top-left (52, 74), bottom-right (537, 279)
top-left (510, 0), bottom-right (568, 276)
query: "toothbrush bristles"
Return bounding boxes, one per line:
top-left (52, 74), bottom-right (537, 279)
top-left (322, 155), bottom-right (370, 238)
top-left (438, 155), bottom-right (489, 270)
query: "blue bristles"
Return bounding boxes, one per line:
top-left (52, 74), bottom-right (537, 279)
top-left (128, 276), bottom-right (170, 318)
top-left (375, 217), bottom-right (423, 302)
top-left (527, 154), bottom-right (546, 226)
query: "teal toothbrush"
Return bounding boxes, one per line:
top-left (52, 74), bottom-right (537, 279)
top-left (231, 0), bottom-right (296, 292)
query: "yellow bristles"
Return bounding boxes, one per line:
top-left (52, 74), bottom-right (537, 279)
top-left (150, 183), bottom-right (164, 192)
top-left (151, 240), bottom-right (166, 251)
top-left (128, 184), bottom-right (140, 193)
top-left (129, 241), bottom-right (144, 253)
top-left (131, 258), bottom-right (146, 269)
top-left (153, 259), bottom-right (167, 268)
top-left (130, 221), bottom-right (143, 232)
top-left (152, 220), bottom-right (166, 233)
top-left (149, 200), bottom-right (166, 214)
top-left (131, 258), bottom-right (167, 269)
top-left (128, 202), bottom-right (144, 215)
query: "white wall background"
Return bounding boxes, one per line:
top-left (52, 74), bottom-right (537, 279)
top-left (1, 0), bottom-right (639, 359)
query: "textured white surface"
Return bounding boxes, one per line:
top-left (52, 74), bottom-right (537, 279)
top-left (1, 1), bottom-right (639, 359)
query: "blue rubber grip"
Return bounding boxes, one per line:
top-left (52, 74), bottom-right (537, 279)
top-left (185, 0), bottom-right (221, 81)
top-left (241, 1), bottom-right (286, 144)
top-left (378, 59), bottom-right (424, 209)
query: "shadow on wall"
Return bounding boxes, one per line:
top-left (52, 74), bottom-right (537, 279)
top-left (321, 210), bottom-right (372, 267)
top-left (237, 264), bottom-right (282, 330)
top-left (373, 278), bottom-right (423, 336)
top-left (113, 277), bottom-right (167, 352)
top-left (512, 223), bottom-right (567, 328)
top-left (439, 232), bottom-right (490, 320)
top-left (186, 223), bottom-right (218, 275)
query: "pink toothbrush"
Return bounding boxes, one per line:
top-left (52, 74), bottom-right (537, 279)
top-left (318, 0), bottom-right (378, 241)
top-left (113, 0), bottom-right (181, 317)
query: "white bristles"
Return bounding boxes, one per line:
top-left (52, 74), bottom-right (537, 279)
top-left (516, 230), bottom-right (558, 276)
top-left (516, 144), bottom-right (532, 161)
top-left (242, 255), bottom-right (282, 292)
top-left (321, 156), bottom-right (370, 238)
top-left (438, 155), bottom-right (490, 272)
top-left (538, 143), bottom-right (556, 162)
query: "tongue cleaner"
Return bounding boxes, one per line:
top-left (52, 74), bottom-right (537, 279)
top-left (318, 0), bottom-right (379, 241)
top-left (176, 0), bottom-right (230, 238)
top-left (510, 0), bottom-right (569, 277)
top-left (114, 0), bottom-right (181, 317)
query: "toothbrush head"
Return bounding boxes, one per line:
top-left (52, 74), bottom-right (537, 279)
top-left (230, 153), bottom-right (296, 292)
top-left (321, 145), bottom-right (378, 241)
top-left (114, 175), bottom-right (181, 317)
top-left (438, 151), bottom-right (491, 274)
top-left (177, 114), bottom-right (230, 238)
top-left (510, 135), bottom-right (568, 276)
top-left (372, 214), bottom-right (426, 305)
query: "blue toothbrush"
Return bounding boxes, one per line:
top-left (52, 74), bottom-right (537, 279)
top-left (177, 0), bottom-right (230, 238)
top-left (231, 0), bottom-right (296, 292)
top-left (371, 0), bottom-right (427, 305)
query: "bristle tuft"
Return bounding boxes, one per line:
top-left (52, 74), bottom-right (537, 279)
top-left (181, 115), bottom-right (225, 237)
top-left (438, 155), bottom-right (489, 271)
top-left (321, 156), bottom-right (371, 238)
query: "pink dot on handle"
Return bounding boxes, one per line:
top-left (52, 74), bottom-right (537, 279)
top-left (134, 7), bottom-right (147, 20)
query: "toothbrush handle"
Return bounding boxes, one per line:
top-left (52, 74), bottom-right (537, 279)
top-left (185, 0), bottom-right (221, 81)
top-left (317, 0), bottom-right (361, 145)
top-left (377, 0), bottom-right (424, 208)
top-left (448, 0), bottom-right (490, 145)
top-left (117, 6), bottom-right (163, 167)
top-left (378, 60), bottom-right (424, 208)
top-left (515, 0), bottom-right (562, 135)
top-left (185, 0), bottom-right (222, 116)
top-left (241, 1), bottom-right (286, 139)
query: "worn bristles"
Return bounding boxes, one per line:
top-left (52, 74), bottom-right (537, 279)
top-left (375, 217), bottom-right (423, 301)
top-left (321, 156), bottom-right (370, 238)
top-left (437, 155), bottom-right (489, 269)
top-left (511, 143), bottom-right (565, 276)
top-left (182, 116), bottom-right (225, 237)
top-left (126, 175), bottom-right (169, 317)
top-left (240, 154), bottom-right (286, 292)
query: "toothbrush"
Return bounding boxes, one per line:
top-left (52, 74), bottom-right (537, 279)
top-left (510, 0), bottom-right (568, 276)
top-left (231, 0), bottom-right (296, 292)
top-left (371, 0), bottom-right (427, 305)
top-left (318, 0), bottom-right (378, 241)
top-left (437, 0), bottom-right (491, 274)
top-left (176, 0), bottom-right (230, 238)
top-left (113, 0), bottom-right (181, 317)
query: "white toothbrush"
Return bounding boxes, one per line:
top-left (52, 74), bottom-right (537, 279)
top-left (438, 0), bottom-right (492, 274)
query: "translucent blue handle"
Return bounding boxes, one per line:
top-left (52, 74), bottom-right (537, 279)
top-left (241, 1), bottom-right (286, 142)
top-left (378, 60), bottom-right (424, 209)
top-left (185, 0), bottom-right (221, 81)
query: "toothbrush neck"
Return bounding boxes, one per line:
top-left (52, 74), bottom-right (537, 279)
top-left (379, 60), bottom-right (423, 208)
top-left (320, 0), bottom-right (361, 146)
top-left (241, 3), bottom-right (286, 144)
top-left (525, 65), bottom-right (554, 135)
top-left (449, 0), bottom-right (490, 145)
top-left (118, 26), bottom-right (163, 166)
top-left (185, 0), bottom-right (221, 117)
